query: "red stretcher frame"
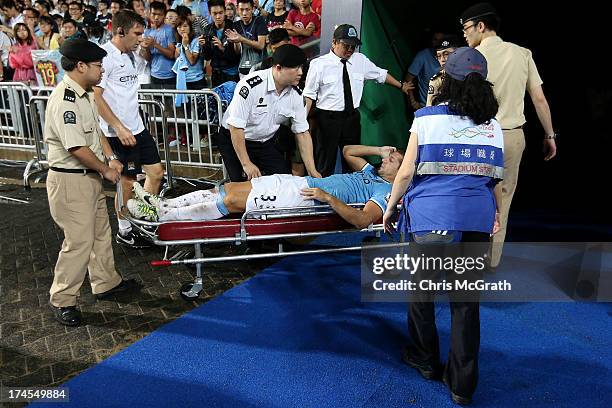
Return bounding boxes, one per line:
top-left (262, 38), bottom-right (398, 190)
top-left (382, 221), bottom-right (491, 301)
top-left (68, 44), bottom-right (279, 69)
top-left (117, 183), bottom-right (393, 301)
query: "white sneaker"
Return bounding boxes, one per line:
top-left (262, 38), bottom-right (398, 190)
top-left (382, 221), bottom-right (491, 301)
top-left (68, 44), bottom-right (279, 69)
top-left (127, 199), bottom-right (158, 222)
top-left (132, 182), bottom-right (160, 208)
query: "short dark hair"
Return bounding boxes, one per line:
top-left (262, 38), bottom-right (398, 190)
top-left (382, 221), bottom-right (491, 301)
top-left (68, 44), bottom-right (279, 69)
top-left (62, 18), bottom-right (77, 27)
top-left (149, 1), bottom-right (166, 13)
top-left (268, 28), bottom-right (289, 45)
top-left (24, 7), bottom-right (40, 18)
top-left (237, 0), bottom-right (254, 6)
top-left (110, 0), bottom-right (125, 7)
top-left (175, 5), bottom-right (191, 19)
top-left (1, 0), bottom-right (17, 10)
top-left (60, 56), bottom-right (79, 71)
top-left (432, 73), bottom-right (499, 126)
top-left (470, 14), bottom-right (501, 32)
top-left (208, 0), bottom-right (225, 10)
top-left (39, 15), bottom-right (54, 25)
top-left (35, 1), bottom-right (51, 12)
top-left (112, 9), bottom-right (145, 35)
top-left (68, 1), bottom-right (83, 9)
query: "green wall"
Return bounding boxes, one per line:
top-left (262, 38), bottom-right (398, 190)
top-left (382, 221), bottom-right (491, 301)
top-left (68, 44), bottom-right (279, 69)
top-left (359, 0), bottom-right (415, 152)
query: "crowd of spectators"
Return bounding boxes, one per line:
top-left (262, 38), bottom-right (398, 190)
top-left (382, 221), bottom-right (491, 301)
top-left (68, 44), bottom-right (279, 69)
top-left (0, 0), bottom-right (322, 85)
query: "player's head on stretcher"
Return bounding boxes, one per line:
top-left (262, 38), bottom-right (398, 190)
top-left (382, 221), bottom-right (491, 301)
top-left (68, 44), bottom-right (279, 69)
top-left (128, 145), bottom-right (404, 229)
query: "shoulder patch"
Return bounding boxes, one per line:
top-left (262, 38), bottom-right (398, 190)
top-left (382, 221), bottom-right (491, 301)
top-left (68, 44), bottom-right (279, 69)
top-left (246, 76), bottom-right (263, 88)
top-left (239, 86), bottom-right (250, 99)
top-left (63, 111), bottom-right (77, 124)
top-left (428, 84), bottom-right (434, 94)
top-left (292, 85), bottom-right (303, 95)
top-left (63, 89), bottom-right (76, 103)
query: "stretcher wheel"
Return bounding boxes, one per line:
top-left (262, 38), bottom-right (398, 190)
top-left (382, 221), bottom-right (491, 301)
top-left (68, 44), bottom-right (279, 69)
top-left (180, 283), bottom-right (201, 301)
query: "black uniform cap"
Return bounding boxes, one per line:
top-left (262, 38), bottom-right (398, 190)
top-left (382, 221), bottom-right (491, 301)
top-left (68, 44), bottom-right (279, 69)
top-left (459, 2), bottom-right (498, 25)
top-left (271, 44), bottom-right (307, 68)
top-left (59, 39), bottom-right (107, 63)
top-left (435, 34), bottom-right (462, 50)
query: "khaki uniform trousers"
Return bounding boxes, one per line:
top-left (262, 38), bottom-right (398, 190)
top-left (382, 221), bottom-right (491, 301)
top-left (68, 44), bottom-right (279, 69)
top-left (490, 128), bottom-right (526, 267)
top-left (47, 171), bottom-right (122, 307)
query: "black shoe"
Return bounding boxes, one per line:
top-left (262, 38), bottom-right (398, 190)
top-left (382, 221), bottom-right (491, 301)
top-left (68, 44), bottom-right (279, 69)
top-left (401, 346), bottom-right (441, 380)
top-left (95, 279), bottom-right (141, 300)
top-left (443, 373), bottom-right (473, 405)
top-left (116, 229), bottom-right (151, 249)
top-left (48, 302), bottom-right (81, 327)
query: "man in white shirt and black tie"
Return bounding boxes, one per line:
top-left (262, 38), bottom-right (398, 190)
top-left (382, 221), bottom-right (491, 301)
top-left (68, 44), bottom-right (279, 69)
top-left (303, 24), bottom-right (413, 177)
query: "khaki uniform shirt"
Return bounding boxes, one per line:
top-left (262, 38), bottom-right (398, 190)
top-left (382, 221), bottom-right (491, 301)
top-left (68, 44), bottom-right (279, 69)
top-left (476, 35), bottom-right (543, 129)
top-left (44, 75), bottom-right (104, 169)
top-left (426, 69), bottom-right (444, 107)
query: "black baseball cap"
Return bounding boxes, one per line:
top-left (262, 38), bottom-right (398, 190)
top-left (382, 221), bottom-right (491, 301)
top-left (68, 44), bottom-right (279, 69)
top-left (59, 39), bottom-right (107, 62)
top-left (333, 24), bottom-right (362, 46)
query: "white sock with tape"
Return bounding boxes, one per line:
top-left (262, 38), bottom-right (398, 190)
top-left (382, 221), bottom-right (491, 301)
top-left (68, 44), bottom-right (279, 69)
top-left (159, 200), bottom-right (224, 221)
top-left (163, 189), bottom-right (218, 208)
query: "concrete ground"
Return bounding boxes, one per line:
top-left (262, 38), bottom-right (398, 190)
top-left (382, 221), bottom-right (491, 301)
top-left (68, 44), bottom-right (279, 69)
top-left (0, 165), bottom-right (275, 400)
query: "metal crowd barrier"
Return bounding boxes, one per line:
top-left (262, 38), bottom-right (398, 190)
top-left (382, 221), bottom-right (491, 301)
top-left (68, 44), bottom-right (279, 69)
top-left (2, 85), bottom-right (230, 188)
top-left (0, 82), bottom-right (35, 149)
top-left (137, 88), bottom-right (226, 185)
top-left (25, 95), bottom-right (49, 188)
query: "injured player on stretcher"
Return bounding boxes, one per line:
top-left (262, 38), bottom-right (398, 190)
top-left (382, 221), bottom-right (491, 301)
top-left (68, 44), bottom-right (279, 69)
top-left (128, 145), bottom-right (403, 229)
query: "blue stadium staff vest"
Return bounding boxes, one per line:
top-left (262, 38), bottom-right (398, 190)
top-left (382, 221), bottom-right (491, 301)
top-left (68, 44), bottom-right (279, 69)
top-left (414, 105), bottom-right (504, 178)
top-left (399, 104), bottom-right (504, 234)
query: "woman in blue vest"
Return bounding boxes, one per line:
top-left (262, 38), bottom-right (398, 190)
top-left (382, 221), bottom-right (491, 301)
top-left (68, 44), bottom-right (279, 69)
top-left (383, 47), bottom-right (503, 406)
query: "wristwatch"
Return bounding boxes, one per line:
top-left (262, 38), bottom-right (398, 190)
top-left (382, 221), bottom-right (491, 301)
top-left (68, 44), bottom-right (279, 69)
top-left (106, 154), bottom-right (118, 162)
top-left (544, 133), bottom-right (557, 140)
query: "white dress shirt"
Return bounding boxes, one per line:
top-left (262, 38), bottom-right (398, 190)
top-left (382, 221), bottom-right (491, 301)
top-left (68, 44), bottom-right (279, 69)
top-left (224, 68), bottom-right (309, 142)
top-left (303, 51), bottom-right (388, 111)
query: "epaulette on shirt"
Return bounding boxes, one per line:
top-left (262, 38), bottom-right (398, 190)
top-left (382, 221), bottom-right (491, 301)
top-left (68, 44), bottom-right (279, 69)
top-left (63, 88), bottom-right (76, 103)
top-left (247, 76), bottom-right (263, 88)
top-left (292, 85), bottom-right (303, 95)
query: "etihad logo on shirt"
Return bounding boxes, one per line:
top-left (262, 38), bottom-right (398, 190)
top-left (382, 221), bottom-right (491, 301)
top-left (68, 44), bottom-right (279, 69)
top-left (449, 124), bottom-right (495, 139)
top-left (119, 74), bottom-right (139, 83)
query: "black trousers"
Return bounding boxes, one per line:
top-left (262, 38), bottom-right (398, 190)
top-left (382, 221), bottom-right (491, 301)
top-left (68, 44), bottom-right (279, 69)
top-left (214, 127), bottom-right (291, 182)
top-left (314, 108), bottom-right (361, 177)
top-left (406, 231), bottom-right (489, 399)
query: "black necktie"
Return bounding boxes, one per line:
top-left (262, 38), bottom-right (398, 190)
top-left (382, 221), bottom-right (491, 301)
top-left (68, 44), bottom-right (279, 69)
top-left (341, 59), bottom-right (354, 112)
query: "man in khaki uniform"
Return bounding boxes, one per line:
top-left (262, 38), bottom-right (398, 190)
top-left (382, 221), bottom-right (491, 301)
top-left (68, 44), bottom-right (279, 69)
top-left (460, 3), bottom-right (557, 269)
top-left (45, 39), bottom-right (140, 327)
top-left (426, 35), bottom-right (461, 107)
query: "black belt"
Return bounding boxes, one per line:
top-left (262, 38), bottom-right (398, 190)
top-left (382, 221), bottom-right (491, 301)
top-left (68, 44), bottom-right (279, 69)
top-left (50, 167), bottom-right (98, 174)
top-left (502, 125), bottom-right (523, 130)
top-left (317, 108), bottom-right (359, 119)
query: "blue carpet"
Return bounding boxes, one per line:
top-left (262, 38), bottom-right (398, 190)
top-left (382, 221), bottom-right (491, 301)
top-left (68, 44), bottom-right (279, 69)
top-left (36, 234), bottom-right (612, 408)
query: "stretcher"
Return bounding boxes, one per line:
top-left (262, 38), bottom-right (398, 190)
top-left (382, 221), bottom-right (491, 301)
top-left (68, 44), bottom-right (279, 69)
top-left (117, 183), bottom-right (394, 301)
